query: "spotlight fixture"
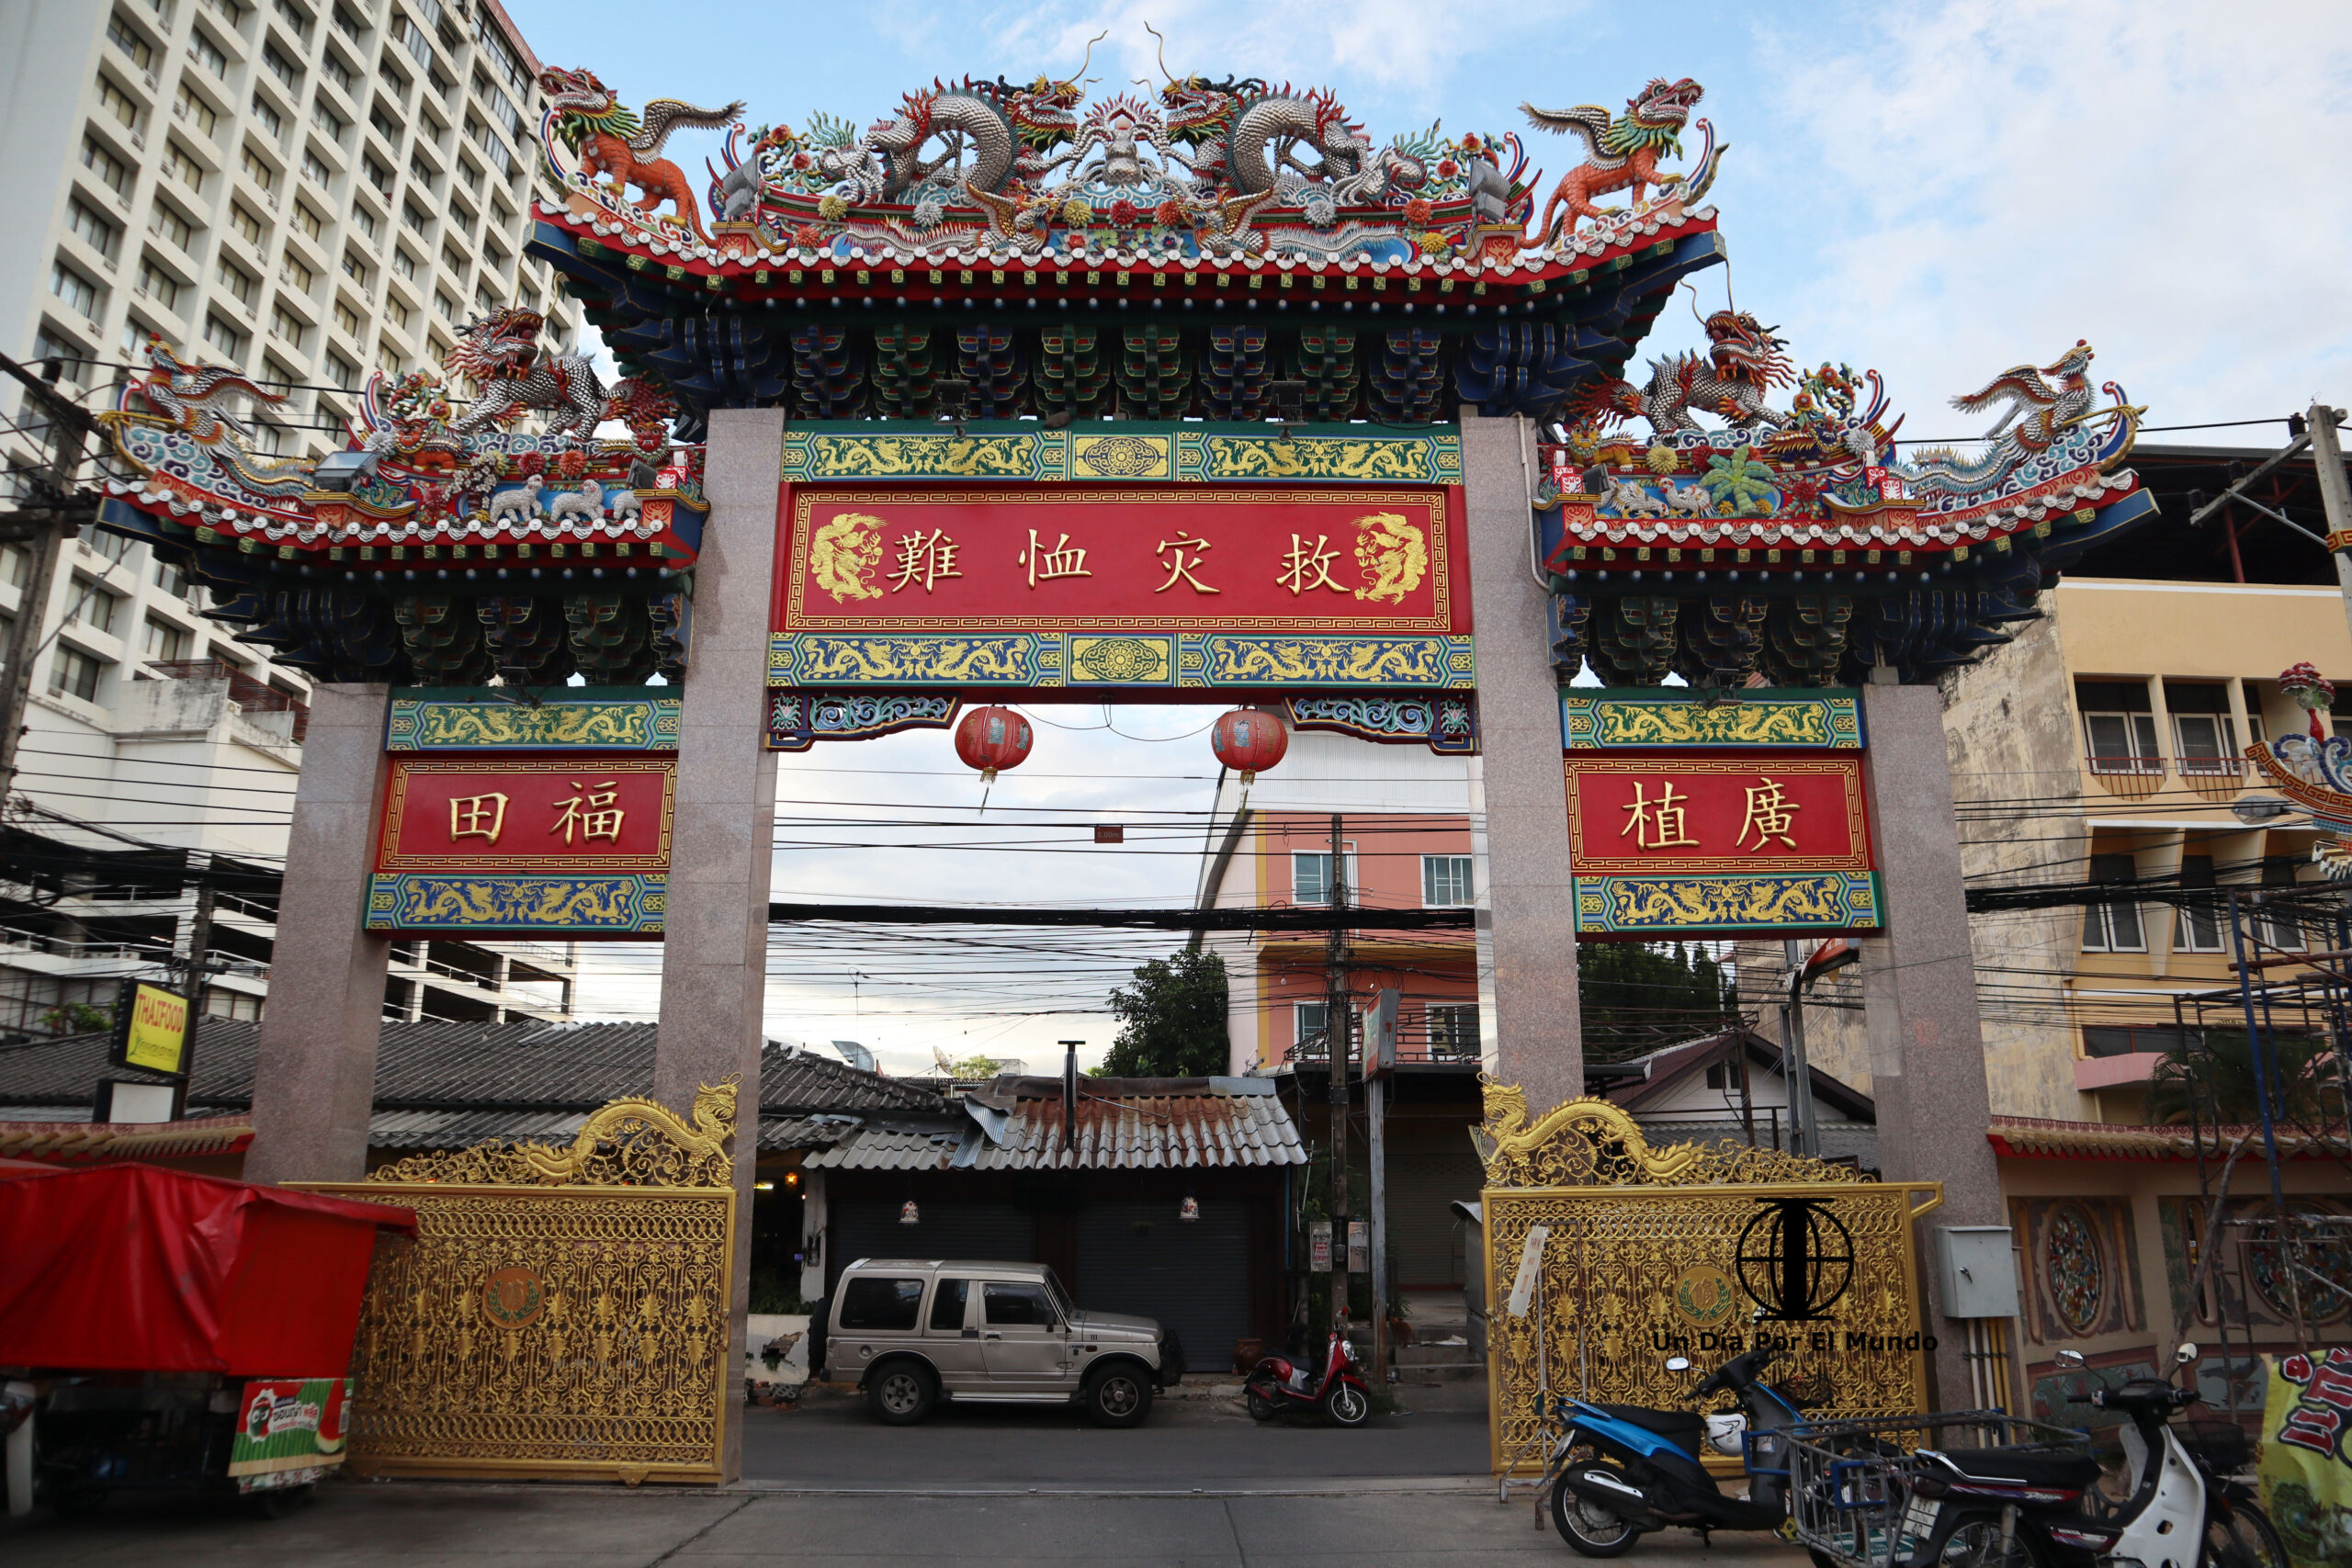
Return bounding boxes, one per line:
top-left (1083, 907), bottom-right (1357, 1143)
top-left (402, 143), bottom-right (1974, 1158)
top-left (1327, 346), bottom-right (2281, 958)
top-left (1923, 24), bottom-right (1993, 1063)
top-left (933, 378), bottom-right (972, 438)
top-left (1268, 379), bottom-right (1306, 441)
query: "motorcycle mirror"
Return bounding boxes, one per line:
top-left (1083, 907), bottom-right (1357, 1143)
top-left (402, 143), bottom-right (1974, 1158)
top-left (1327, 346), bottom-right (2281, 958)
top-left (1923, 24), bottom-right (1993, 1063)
top-left (2177, 1342), bottom-right (2199, 1365)
top-left (2052, 1349), bottom-right (2086, 1369)
top-left (1665, 1356), bottom-right (1691, 1372)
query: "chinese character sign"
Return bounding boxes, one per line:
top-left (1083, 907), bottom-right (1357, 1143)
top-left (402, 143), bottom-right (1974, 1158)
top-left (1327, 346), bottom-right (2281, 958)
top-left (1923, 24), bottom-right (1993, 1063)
top-left (776, 485), bottom-right (1464, 634)
top-left (1566, 752), bottom-right (1880, 937)
top-left (378, 756), bottom-right (675, 872)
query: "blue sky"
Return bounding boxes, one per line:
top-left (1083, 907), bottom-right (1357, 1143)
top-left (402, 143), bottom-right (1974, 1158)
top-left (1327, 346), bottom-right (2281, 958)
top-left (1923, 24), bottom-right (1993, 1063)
top-left (521, 0), bottom-right (2352, 1070)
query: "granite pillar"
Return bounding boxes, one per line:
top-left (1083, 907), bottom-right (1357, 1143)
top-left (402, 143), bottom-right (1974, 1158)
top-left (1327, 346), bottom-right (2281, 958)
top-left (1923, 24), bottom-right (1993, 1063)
top-left (1859, 680), bottom-right (2013, 1409)
top-left (1460, 413), bottom-right (1583, 1111)
top-left (655, 406), bottom-right (785, 1483)
top-left (243, 683), bottom-right (393, 1186)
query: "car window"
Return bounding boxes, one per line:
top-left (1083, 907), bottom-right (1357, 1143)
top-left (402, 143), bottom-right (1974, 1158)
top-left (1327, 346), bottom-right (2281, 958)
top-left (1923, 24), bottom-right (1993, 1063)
top-left (983, 1280), bottom-right (1057, 1327)
top-left (929, 1278), bottom-right (970, 1332)
top-left (839, 1276), bottom-right (924, 1331)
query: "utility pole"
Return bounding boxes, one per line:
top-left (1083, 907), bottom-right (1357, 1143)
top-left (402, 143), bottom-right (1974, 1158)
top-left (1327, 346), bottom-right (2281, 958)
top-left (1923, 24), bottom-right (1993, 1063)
top-left (0, 354), bottom-right (98, 804)
top-left (1325, 813), bottom-right (1350, 1337)
top-left (2310, 405), bottom-right (2352, 645)
top-left (174, 868), bottom-right (216, 1121)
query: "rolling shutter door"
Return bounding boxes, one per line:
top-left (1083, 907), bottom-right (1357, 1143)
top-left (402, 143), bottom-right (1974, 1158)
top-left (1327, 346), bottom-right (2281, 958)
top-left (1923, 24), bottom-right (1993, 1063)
top-left (827, 1200), bottom-right (1033, 1289)
top-left (1073, 1201), bottom-right (1250, 1372)
top-left (1386, 1144), bottom-right (1487, 1290)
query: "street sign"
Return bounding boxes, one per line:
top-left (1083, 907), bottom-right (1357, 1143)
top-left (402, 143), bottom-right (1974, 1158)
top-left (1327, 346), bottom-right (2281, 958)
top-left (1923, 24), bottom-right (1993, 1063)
top-left (107, 979), bottom-right (191, 1077)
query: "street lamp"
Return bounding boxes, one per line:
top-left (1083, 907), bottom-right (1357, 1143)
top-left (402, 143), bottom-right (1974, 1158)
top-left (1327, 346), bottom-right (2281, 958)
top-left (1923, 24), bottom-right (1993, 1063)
top-left (2232, 796), bottom-right (2303, 827)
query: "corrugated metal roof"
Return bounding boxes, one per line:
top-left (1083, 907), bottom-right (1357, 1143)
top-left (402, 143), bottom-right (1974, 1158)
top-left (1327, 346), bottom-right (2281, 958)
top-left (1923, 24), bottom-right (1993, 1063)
top-left (806, 1077), bottom-right (1306, 1172)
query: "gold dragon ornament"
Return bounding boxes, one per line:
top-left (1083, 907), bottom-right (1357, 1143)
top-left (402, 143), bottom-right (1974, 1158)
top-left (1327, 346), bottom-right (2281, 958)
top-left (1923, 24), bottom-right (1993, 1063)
top-left (368, 1078), bottom-right (739, 1188)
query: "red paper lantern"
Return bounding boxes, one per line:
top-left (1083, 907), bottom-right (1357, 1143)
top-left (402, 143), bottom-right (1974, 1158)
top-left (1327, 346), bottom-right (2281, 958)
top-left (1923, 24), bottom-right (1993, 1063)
top-left (955, 705), bottom-right (1034, 784)
top-left (1211, 707), bottom-right (1289, 784)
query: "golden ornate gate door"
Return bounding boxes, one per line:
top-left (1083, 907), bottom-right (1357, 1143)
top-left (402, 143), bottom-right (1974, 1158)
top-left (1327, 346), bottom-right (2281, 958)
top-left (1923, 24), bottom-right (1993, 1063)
top-left (1476, 1088), bottom-right (1941, 1474)
top-left (294, 1081), bottom-right (738, 1484)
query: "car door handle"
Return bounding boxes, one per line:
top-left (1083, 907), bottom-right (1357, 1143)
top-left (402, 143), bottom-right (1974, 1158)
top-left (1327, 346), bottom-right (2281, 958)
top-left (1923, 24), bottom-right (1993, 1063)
top-left (962, 1328), bottom-right (979, 1338)
top-left (983, 1331), bottom-right (1002, 1340)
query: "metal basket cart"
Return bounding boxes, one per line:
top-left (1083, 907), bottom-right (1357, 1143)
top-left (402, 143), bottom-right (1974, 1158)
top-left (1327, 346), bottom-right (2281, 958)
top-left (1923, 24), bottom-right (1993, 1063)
top-left (1779, 1412), bottom-right (2094, 1568)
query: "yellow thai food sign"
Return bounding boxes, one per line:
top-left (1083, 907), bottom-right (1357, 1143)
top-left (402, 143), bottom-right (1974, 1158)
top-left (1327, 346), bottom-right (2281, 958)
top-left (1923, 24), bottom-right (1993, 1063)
top-left (111, 981), bottom-right (191, 1076)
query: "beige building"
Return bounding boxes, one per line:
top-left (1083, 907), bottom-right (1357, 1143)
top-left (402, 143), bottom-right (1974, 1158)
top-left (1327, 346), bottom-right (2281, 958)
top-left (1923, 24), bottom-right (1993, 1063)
top-left (0, 0), bottom-right (583, 1043)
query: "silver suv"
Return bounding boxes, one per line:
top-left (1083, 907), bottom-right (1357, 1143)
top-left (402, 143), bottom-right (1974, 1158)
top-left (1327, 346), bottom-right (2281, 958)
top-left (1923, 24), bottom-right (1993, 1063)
top-left (820, 1258), bottom-right (1182, 1427)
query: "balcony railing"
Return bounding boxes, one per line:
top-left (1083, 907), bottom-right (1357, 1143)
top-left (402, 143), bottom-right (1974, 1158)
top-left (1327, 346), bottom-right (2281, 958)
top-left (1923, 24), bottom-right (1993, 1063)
top-left (1284, 1017), bottom-right (1480, 1067)
top-left (2084, 754), bottom-right (2255, 800)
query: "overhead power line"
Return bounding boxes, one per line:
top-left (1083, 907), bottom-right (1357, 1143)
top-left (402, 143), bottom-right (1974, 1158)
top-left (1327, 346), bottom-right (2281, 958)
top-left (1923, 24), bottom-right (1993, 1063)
top-left (767, 901), bottom-right (1472, 932)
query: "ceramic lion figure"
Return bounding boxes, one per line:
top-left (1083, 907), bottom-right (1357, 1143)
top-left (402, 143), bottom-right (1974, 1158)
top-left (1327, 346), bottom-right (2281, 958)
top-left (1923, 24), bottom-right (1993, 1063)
top-left (1352, 512), bottom-right (1428, 604)
top-left (810, 512), bottom-right (887, 601)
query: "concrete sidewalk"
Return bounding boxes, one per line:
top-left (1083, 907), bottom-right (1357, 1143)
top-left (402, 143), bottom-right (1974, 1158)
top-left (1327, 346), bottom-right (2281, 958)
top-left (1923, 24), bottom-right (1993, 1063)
top-left (2, 1483), bottom-right (1817, 1567)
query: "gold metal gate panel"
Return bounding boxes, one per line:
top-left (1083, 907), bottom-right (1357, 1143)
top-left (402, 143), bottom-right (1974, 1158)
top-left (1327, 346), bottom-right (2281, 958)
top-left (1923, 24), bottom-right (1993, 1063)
top-left (293, 1080), bottom-right (738, 1484)
top-left (1474, 1085), bottom-right (1941, 1474)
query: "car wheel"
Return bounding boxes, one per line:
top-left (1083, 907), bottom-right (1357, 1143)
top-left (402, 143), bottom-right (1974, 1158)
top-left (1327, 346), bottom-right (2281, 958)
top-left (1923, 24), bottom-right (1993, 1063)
top-left (865, 1361), bottom-right (935, 1426)
top-left (1322, 1380), bottom-right (1370, 1427)
top-left (1552, 1470), bottom-right (1642, 1558)
top-left (1245, 1384), bottom-right (1279, 1422)
top-left (1086, 1366), bottom-right (1152, 1428)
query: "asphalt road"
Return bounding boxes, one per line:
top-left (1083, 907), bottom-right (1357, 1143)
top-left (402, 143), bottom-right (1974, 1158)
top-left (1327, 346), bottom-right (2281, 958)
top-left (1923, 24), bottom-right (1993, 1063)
top-left (3, 1483), bottom-right (1818, 1567)
top-left (741, 1385), bottom-right (1496, 1488)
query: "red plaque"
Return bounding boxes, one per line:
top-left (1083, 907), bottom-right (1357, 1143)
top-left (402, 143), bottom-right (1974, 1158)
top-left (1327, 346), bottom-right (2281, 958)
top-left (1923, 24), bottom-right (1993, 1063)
top-left (774, 484), bottom-right (1466, 634)
top-left (376, 756), bottom-right (676, 873)
top-left (1565, 754), bottom-right (1872, 875)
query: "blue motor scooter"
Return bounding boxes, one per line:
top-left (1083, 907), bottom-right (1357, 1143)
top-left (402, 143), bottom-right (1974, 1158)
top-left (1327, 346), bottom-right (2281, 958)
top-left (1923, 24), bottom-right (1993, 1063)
top-left (1546, 1345), bottom-right (1810, 1557)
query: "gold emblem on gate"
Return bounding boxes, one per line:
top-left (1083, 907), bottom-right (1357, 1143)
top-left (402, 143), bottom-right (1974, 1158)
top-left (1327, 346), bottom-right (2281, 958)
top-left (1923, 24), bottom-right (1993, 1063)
top-left (481, 1266), bottom-right (548, 1329)
top-left (1672, 1263), bottom-right (1740, 1329)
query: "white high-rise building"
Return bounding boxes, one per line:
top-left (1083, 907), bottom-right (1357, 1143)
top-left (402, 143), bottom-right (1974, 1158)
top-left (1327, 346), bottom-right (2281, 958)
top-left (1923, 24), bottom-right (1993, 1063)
top-left (0, 0), bottom-right (584, 1042)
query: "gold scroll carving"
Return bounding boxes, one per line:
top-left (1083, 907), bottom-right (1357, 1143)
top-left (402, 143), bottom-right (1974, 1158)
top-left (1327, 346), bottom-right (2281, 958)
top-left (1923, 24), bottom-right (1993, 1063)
top-left (295, 1080), bottom-right (739, 1483)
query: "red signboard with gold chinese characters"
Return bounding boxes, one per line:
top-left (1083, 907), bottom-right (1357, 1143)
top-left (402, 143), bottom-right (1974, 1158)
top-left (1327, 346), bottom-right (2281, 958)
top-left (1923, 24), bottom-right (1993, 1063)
top-left (367, 750), bottom-right (675, 937)
top-left (768, 481), bottom-right (1474, 695)
top-left (1565, 750), bottom-right (1881, 937)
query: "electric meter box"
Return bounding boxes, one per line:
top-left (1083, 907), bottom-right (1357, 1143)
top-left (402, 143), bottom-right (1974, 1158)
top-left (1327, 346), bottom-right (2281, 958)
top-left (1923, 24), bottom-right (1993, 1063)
top-left (1936, 1225), bottom-right (2020, 1318)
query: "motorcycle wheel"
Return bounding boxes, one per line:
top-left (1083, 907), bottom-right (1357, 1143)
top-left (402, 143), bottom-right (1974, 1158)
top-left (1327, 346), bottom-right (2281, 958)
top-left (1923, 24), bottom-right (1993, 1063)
top-left (1937, 1517), bottom-right (2048, 1568)
top-left (2204, 1504), bottom-right (2288, 1568)
top-left (1322, 1381), bottom-right (1371, 1427)
top-left (1551, 1468), bottom-right (1642, 1559)
top-left (1244, 1385), bottom-right (1279, 1422)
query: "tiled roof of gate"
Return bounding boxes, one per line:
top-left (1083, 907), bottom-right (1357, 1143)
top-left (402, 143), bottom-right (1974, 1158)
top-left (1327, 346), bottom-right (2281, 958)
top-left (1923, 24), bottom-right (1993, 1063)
top-left (804, 1076), bottom-right (1307, 1171)
top-left (0, 1115), bottom-right (255, 1163)
top-left (1987, 1115), bottom-right (2336, 1161)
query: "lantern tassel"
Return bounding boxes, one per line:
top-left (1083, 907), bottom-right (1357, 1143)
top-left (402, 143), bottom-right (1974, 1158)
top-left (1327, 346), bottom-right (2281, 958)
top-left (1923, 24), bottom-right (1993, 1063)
top-left (978, 776), bottom-right (995, 816)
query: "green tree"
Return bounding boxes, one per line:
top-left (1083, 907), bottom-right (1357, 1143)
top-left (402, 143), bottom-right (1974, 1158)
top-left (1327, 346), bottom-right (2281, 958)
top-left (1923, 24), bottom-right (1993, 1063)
top-left (1097, 948), bottom-right (1229, 1077)
top-left (1576, 941), bottom-right (1737, 1060)
top-left (2148, 1031), bottom-right (2338, 1126)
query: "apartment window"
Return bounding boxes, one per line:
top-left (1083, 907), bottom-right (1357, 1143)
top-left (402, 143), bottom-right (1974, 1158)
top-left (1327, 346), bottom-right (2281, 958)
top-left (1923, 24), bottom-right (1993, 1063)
top-left (407, 155), bottom-right (436, 194)
top-left (150, 203), bottom-right (197, 253)
top-left (262, 42), bottom-right (300, 89)
top-left (50, 263), bottom-right (102, 319)
top-left (2175, 854), bottom-right (2223, 953)
top-left (386, 297), bottom-right (413, 331)
top-left (1422, 854), bottom-right (1474, 908)
top-left (331, 3), bottom-right (365, 40)
top-left (426, 333), bottom-right (450, 365)
top-left (203, 311), bottom-right (250, 362)
top-left (1427, 1003), bottom-right (1478, 1060)
top-left (391, 15), bottom-right (434, 72)
top-left (455, 156), bottom-right (481, 194)
top-left (362, 154), bottom-right (393, 197)
top-left (321, 50), bottom-right (356, 95)
top-left (153, 556), bottom-right (190, 597)
top-left (2078, 680), bottom-right (2159, 775)
top-left (2165, 683), bottom-right (2238, 778)
top-left (81, 525), bottom-right (134, 565)
top-left (262, 358), bottom-right (302, 407)
top-left (312, 100), bottom-right (349, 142)
top-left (433, 288), bottom-right (459, 321)
top-left (341, 248), bottom-right (371, 285)
top-left (30, 328), bottom-right (89, 386)
top-left (282, 254), bottom-right (315, 294)
top-left (165, 141), bottom-right (209, 195)
top-left (70, 578), bottom-right (123, 634)
top-left (475, 10), bottom-right (529, 96)
top-left (324, 350), bottom-right (358, 389)
top-left (249, 93), bottom-right (284, 138)
top-left (374, 339), bottom-right (401, 375)
top-left (2080, 852), bottom-right (2145, 953)
top-left (175, 83), bottom-right (220, 139)
top-left (294, 201), bottom-right (325, 242)
top-left (187, 28), bottom-right (230, 80)
top-left (2082, 1025), bottom-right (2183, 1059)
top-left (300, 146), bottom-right (333, 187)
top-left (215, 257), bottom-right (257, 307)
top-left (96, 76), bottom-right (145, 133)
top-left (138, 257), bottom-right (186, 312)
top-left (81, 138), bottom-right (133, 202)
top-left (2255, 863), bottom-right (2305, 953)
top-left (49, 647), bottom-right (106, 703)
top-left (269, 304), bottom-right (309, 351)
top-left (1295, 1001), bottom-right (1330, 1053)
top-left (476, 125), bottom-right (514, 178)
top-left (473, 281), bottom-right (499, 317)
top-left (142, 615), bottom-right (191, 662)
top-left (392, 247), bottom-right (419, 282)
top-left (1292, 851), bottom-right (1358, 906)
top-left (106, 13), bottom-right (156, 72)
top-left (66, 199), bottom-right (122, 262)
top-left (240, 146), bottom-right (277, 193)
top-left (119, 316), bottom-right (158, 358)
top-left (349, 204), bottom-right (379, 241)
top-left (332, 299), bottom-right (360, 338)
top-left (368, 102), bottom-right (401, 147)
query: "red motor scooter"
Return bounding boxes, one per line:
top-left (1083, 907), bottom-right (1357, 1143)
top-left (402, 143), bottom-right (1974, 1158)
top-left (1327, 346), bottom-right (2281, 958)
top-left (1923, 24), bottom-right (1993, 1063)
top-left (1244, 1332), bottom-right (1372, 1427)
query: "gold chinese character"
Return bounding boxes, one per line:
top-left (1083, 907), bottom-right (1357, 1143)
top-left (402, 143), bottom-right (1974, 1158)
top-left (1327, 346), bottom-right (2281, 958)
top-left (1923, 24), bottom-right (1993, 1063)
top-left (1620, 781), bottom-right (1699, 851)
top-left (448, 792), bottom-right (509, 843)
top-left (551, 781), bottom-right (625, 844)
top-left (1153, 535), bottom-right (1220, 594)
top-left (1017, 529), bottom-right (1092, 587)
top-left (1736, 776), bottom-right (1801, 852)
top-left (1276, 533), bottom-right (1347, 594)
top-left (888, 528), bottom-right (964, 593)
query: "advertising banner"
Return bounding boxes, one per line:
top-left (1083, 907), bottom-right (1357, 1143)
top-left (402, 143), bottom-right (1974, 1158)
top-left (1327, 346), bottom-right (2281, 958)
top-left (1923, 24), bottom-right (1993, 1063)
top-left (2262, 1348), bottom-right (2352, 1567)
top-left (107, 981), bottom-right (190, 1076)
top-left (229, 1377), bottom-right (353, 1492)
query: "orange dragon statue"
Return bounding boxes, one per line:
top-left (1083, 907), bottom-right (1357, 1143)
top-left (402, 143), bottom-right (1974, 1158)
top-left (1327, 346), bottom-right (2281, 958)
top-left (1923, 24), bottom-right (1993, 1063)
top-left (538, 67), bottom-right (745, 242)
top-left (1520, 77), bottom-right (1720, 240)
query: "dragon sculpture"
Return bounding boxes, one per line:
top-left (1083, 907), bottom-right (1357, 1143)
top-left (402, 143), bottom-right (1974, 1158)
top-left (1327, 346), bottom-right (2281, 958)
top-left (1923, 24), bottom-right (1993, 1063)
top-left (822, 47), bottom-right (1096, 206)
top-left (124, 334), bottom-right (287, 444)
top-left (441, 308), bottom-right (675, 444)
top-left (1909, 341), bottom-right (2105, 494)
top-left (1521, 77), bottom-right (1713, 237)
top-left (1574, 309), bottom-right (1795, 435)
top-left (539, 66), bottom-right (744, 242)
top-left (1155, 69), bottom-right (1425, 212)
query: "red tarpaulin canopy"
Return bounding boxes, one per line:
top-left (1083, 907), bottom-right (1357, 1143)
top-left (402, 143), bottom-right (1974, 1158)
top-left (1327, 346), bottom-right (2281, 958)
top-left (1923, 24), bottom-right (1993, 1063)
top-left (0, 1162), bottom-right (413, 1376)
